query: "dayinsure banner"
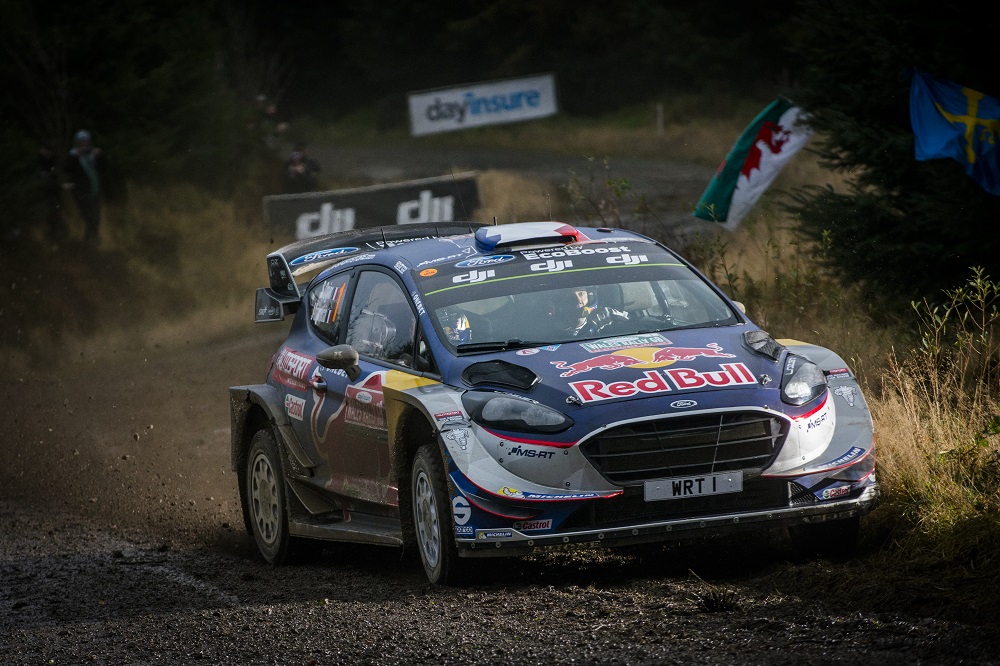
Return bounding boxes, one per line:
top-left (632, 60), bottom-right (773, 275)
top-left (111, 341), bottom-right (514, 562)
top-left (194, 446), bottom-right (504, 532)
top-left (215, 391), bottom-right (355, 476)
top-left (408, 74), bottom-right (558, 136)
top-left (910, 68), bottom-right (1000, 196)
top-left (694, 98), bottom-right (812, 229)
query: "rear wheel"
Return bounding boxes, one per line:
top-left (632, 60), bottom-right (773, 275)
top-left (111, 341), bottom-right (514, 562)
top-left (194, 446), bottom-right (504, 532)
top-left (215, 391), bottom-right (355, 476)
top-left (788, 515), bottom-right (861, 560)
top-left (412, 444), bottom-right (468, 585)
top-left (243, 428), bottom-right (320, 564)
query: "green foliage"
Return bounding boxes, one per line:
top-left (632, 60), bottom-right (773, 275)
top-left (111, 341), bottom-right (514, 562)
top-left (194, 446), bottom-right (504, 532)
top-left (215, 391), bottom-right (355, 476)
top-left (786, 0), bottom-right (1000, 304)
top-left (874, 268), bottom-right (1000, 580)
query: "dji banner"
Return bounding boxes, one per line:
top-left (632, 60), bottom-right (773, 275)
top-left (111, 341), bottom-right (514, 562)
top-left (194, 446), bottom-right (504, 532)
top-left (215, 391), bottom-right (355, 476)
top-left (263, 173), bottom-right (480, 240)
top-left (408, 73), bottom-right (558, 137)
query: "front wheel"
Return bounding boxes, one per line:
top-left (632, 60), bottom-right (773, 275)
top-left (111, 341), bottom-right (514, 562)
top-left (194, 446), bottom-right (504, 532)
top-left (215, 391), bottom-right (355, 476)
top-left (412, 444), bottom-right (468, 585)
top-left (243, 428), bottom-right (319, 564)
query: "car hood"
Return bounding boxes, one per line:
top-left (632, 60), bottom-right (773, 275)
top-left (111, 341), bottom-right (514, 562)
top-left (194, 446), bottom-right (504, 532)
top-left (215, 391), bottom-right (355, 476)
top-left (444, 326), bottom-right (788, 425)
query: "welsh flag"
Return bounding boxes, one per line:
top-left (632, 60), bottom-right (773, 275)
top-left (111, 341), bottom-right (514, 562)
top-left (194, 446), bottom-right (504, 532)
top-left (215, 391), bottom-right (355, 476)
top-left (694, 98), bottom-right (813, 228)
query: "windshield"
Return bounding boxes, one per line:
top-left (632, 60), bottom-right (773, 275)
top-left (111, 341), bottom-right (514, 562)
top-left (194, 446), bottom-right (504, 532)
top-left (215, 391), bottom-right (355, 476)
top-left (414, 240), bottom-right (740, 353)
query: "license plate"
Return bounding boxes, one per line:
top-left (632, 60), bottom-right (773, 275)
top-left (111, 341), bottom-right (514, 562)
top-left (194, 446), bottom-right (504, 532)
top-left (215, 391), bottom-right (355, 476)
top-left (644, 471), bottom-right (743, 501)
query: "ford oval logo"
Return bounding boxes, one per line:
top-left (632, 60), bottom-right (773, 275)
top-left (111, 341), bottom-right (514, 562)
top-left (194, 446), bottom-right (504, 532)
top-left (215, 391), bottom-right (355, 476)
top-left (455, 254), bottom-right (514, 268)
top-left (355, 391), bottom-right (373, 404)
top-left (290, 247), bottom-right (358, 266)
top-left (670, 399), bottom-right (698, 409)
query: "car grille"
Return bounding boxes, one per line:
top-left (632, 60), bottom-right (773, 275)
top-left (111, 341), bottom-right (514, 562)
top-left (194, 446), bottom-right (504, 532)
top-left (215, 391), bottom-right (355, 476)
top-left (580, 411), bottom-right (787, 486)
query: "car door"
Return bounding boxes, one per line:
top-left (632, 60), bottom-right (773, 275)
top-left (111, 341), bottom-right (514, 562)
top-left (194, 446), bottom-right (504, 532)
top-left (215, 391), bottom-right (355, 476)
top-left (275, 270), bottom-right (354, 498)
top-left (323, 269), bottom-right (418, 507)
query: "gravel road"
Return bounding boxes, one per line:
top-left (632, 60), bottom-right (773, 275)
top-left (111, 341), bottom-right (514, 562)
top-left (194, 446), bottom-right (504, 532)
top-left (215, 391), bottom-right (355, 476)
top-left (2, 144), bottom-right (999, 664)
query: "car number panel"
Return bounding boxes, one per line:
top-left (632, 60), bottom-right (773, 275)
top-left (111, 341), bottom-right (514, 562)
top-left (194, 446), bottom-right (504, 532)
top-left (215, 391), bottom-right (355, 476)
top-left (644, 471), bottom-right (744, 501)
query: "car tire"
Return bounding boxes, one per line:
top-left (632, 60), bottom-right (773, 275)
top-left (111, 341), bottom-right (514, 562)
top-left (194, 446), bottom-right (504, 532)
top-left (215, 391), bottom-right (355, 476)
top-left (412, 444), bottom-right (468, 586)
top-left (788, 515), bottom-right (861, 560)
top-left (244, 428), bottom-right (320, 565)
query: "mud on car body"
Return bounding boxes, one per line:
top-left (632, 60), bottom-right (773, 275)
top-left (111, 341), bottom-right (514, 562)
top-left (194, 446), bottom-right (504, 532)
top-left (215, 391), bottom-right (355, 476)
top-left (230, 221), bottom-right (877, 584)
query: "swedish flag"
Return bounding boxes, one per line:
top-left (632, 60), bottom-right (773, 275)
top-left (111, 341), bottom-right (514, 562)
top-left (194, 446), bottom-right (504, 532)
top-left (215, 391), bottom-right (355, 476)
top-left (910, 68), bottom-right (1000, 195)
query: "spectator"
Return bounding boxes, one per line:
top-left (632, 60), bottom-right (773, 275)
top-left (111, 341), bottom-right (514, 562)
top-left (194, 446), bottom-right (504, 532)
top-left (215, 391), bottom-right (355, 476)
top-left (283, 142), bottom-right (321, 193)
top-left (63, 129), bottom-right (106, 245)
top-left (36, 144), bottom-right (67, 243)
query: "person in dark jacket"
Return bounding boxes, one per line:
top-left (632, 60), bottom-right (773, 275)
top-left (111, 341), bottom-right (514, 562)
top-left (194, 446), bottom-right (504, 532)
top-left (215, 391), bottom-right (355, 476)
top-left (283, 142), bottom-right (321, 194)
top-left (63, 129), bottom-right (106, 245)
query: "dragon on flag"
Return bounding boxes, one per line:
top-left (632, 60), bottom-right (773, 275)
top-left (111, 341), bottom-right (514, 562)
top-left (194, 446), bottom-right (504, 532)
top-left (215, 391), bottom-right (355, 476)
top-left (694, 98), bottom-right (813, 229)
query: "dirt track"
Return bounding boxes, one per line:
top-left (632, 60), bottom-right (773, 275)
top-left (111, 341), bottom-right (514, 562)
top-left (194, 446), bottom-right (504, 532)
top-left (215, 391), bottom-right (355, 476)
top-left (2, 144), bottom-right (1000, 664)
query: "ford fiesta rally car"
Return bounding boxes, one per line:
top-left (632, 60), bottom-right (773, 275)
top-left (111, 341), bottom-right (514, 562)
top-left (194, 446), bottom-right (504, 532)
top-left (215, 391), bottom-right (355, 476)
top-left (230, 221), bottom-right (877, 584)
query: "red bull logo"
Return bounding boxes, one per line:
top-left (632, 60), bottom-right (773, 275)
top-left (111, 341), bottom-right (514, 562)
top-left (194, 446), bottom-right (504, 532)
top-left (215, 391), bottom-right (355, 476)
top-left (550, 344), bottom-right (735, 377)
top-left (569, 363), bottom-right (756, 403)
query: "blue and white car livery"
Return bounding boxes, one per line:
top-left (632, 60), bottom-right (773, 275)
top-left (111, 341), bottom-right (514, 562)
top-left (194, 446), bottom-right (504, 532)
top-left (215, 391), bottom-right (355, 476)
top-left (230, 221), bottom-right (877, 584)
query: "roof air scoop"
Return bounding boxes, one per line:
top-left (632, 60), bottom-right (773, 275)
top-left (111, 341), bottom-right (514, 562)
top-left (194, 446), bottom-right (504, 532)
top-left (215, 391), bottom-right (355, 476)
top-left (474, 222), bottom-right (582, 252)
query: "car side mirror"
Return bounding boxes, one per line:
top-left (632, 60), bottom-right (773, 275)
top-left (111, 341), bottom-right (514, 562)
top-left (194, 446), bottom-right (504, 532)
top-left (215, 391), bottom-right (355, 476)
top-left (316, 344), bottom-right (361, 382)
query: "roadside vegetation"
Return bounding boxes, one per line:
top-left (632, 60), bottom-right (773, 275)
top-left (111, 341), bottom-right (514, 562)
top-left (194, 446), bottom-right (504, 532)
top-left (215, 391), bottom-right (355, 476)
top-left (2, 104), bottom-right (998, 624)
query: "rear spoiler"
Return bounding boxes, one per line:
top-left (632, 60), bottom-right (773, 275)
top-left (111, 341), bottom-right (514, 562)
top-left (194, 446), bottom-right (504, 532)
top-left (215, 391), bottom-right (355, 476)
top-left (255, 221), bottom-right (486, 322)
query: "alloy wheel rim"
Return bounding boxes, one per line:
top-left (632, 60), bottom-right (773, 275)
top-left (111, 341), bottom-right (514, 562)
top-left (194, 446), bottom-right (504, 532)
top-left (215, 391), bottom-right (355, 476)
top-left (250, 452), bottom-right (279, 546)
top-left (414, 470), bottom-right (440, 568)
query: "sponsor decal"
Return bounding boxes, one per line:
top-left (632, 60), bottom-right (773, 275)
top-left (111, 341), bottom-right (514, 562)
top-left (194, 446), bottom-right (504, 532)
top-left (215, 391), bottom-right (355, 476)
top-left (414, 247), bottom-right (474, 268)
top-left (499, 487), bottom-right (601, 500)
top-left (784, 355), bottom-right (798, 375)
top-left (272, 348), bottom-right (314, 390)
top-left (363, 235), bottom-right (440, 250)
top-left (345, 373), bottom-right (386, 435)
top-left (826, 367), bottom-right (851, 380)
top-left (606, 253), bottom-right (647, 265)
top-left (506, 445), bottom-right (556, 460)
top-left (804, 410), bottom-right (828, 431)
top-left (827, 446), bottom-right (865, 468)
top-left (419, 268), bottom-right (438, 277)
top-left (821, 485), bottom-right (851, 500)
top-left (257, 303), bottom-right (280, 319)
top-left (452, 269), bottom-right (495, 284)
top-left (476, 530), bottom-right (514, 540)
top-left (551, 343), bottom-right (735, 377)
top-left (520, 245), bottom-right (631, 260)
top-left (515, 348), bottom-right (540, 356)
top-left (336, 252), bottom-right (376, 266)
top-left (530, 259), bottom-right (572, 272)
top-left (411, 292), bottom-right (426, 316)
top-left (793, 395), bottom-right (833, 434)
top-left (444, 428), bottom-right (471, 451)
top-left (514, 519), bottom-right (552, 531)
top-left (393, 260), bottom-right (408, 274)
top-left (434, 410), bottom-right (464, 423)
top-left (453, 497), bottom-right (471, 525)
top-left (289, 247), bottom-right (358, 266)
top-left (455, 254), bottom-right (514, 268)
top-left (580, 333), bottom-right (670, 352)
top-left (670, 399), bottom-right (698, 409)
top-left (284, 394), bottom-right (306, 421)
top-left (568, 363), bottom-right (756, 403)
top-left (833, 385), bottom-right (858, 407)
top-left (455, 525), bottom-right (475, 536)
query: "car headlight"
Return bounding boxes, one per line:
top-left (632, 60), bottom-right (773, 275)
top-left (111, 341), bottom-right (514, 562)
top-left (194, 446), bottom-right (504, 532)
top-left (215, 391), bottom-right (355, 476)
top-left (461, 392), bottom-right (573, 434)
top-left (780, 355), bottom-right (827, 406)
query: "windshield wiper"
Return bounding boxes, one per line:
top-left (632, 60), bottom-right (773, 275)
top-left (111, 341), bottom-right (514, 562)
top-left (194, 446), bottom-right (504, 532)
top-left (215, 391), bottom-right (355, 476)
top-left (456, 339), bottom-right (547, 354)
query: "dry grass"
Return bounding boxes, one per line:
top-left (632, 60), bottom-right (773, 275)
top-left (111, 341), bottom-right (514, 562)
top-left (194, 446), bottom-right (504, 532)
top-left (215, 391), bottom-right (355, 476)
top-left (473, 169), bottom-right (564, 224)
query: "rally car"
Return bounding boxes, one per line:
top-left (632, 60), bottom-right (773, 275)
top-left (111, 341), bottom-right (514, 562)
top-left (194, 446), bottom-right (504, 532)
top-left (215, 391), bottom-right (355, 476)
top-left (230, 221), bottom-right (877, 584)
